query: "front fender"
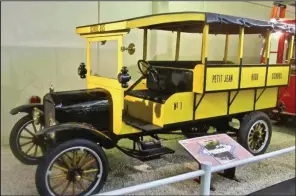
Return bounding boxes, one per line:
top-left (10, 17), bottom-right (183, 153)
top-left (10, 104), bottom-right (43, 115)
top-left (35, 122), bottom-right (115, 149)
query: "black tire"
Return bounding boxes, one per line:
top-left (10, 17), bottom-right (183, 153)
top-left (9, 115), bottom-right (44, 165)
top-left (238, 111), bottom-right (272, 156)
top-left (36, 139), bottom-right (109, 196)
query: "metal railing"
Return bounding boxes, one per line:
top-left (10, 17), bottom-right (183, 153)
top-left (96, 146), bottom-right (295, 196)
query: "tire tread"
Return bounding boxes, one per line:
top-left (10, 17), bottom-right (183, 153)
top-left (35, 139), bottom-right (108, 196)
top-left (238, 111), bottom-right (272, 156)
top-left (9, 115), bottom-right (42, 165)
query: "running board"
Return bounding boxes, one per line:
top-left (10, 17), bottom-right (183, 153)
top-left (116, 138), bottom-right (175, 161)
top-left (123, 115), bottom-right (163, 132)
top-left (116, 145), bottom-right (175, 161)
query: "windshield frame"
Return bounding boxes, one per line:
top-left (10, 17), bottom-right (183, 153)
top-left (86, 35), bottom-right (123, 81)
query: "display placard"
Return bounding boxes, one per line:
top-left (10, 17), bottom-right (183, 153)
top-left (179, 134), bottom-right (253, 167)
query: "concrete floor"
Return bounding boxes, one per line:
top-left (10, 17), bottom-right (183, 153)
top-left (1, 122), bottom-right (295, 195)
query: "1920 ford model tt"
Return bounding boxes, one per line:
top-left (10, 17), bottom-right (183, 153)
top-left (9, 12), bottom-right (295, 195)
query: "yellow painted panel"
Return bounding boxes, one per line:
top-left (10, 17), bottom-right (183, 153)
top-left (124, 96), bottom-right (164, 127)
top-left (193, 64), bottom-right (204, 93)
top-left (205, 67), bottom-right (239, 91)
top-left (163, 92), bottom-right (194, 124)
top-left (131, 79), bottom-right (147, 90)
top-left (124, 92), bottom-right (194, 127)
top-left (88, 76), bottom-right (122, 90)
top-left (229, 90), bottom-right (254, 114)
top-left (240, 67), bottom-right (266, 88)
top-left (88, 77), bottom-right (124, 135)
top-left (267, 66), bottom-right (290, 86)
top-left (119, 122), bottom-right (142, 135)
top-left (255, 87), bottom-right (278, 110)
top-left (195, 92), bottom-right (228, 119)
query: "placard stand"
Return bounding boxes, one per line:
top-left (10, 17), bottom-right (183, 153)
top-left (218, 167), bottom-right (239, 181)
top-left (193, 163), bottom-right (216, 191)
top-left (179, 134), bottom-right (253, 191)
top-left (192, 164), bottom-right (238, 191)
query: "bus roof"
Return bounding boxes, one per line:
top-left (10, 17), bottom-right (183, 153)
top-left (76, 12), bottom-right (295, 36)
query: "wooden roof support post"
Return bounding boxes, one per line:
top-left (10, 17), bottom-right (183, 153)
top-left (223, 34), bottom-right (229, 63)
top-left (264, 30), bottom-right (272, 64)
top-left (143, 29), bottom-right (148, 60)
top-left (175, 31), bottom-right (181, 61)
top-left (86, 40), bottom-right (91, 78)
top-left (201, 24), bottom-right (209, 64)
top-left (117, 36), bottom-right (124, 74)
top-left (237, 27), bottom-right (245, 64)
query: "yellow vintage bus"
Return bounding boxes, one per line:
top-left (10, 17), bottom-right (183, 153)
top-left (9, 12), bottom-right (294, 195)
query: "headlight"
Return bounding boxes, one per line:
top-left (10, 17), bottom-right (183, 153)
top-left (32, 107), bottom-right (41, 125)
top-left (48, 132), bottom-right (56, 139)
top-left (45, 132), bottom-right (56, 140)
top-left (49, 118), bottom-right (56, 126)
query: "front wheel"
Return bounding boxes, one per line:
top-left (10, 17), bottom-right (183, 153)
top-left (35, 139), bottom-right (109, 196)
top-left (9, 115), bottom-right (45, 165)
top-left (238, 111), bottom-right (272, 156)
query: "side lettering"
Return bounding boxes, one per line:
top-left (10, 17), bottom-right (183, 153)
top-left (272, 73), bottom-right (282, 80)
top-left (251, 73), bottom-right (259, 81)
top-left (90, 25), bottom-right (105, 33)
top-left (173, 102), bottom-right (183, 110)
top-left (212, 74), bottom-right (233, 83)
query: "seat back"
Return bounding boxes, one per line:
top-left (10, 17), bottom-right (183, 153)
top-left (146, 62), bottom-right (194, 94)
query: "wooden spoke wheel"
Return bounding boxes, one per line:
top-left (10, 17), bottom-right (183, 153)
top-left (36, 139), bottom-right (108, 196)
top-left (9, 115), bottom-right (45, 165)
top-left (247, 120), bottom-right (269, 154)
top-left (238, 111), bottom-right (272, 156)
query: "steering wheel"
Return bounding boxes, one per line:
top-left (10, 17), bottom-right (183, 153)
top-left (137, 60), bottom-right (159, 83)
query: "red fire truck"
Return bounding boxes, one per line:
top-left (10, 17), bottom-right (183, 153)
top-left (261, 2), bottom-right (296, 122)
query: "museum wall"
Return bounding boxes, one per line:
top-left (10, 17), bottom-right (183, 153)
top-left (1, 2), bottom-right (99, 145)
top-left (1, 1), bottom-right (295, 145)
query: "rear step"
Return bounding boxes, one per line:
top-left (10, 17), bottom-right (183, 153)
top-left (137, 139), bottom-right (175, 161)
top-left (133, 146), bottom-right (175, 161)
top-left (116, 138), bottom-right (175, 161)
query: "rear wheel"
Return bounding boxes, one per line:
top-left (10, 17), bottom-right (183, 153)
top-left (35, 139), bottom-right (109, 196)
top-left (9, 115), bottom-right (45, 165)
top-left (238, 111), bottom-right (272, 156)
